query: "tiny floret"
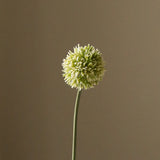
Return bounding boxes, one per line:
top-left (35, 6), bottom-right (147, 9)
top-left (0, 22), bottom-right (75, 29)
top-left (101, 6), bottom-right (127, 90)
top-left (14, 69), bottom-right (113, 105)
top-left (62, 44), bottom-right (105, 90)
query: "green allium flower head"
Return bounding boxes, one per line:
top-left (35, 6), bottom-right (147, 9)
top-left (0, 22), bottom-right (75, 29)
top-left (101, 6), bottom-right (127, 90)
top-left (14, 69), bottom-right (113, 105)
top-left (62, 44), bottom-right (105, 90)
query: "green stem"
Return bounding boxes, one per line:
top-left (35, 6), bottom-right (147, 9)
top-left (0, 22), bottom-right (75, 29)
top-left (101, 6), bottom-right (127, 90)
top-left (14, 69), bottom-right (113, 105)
top-left (72, 89), bottom-right (82, 160)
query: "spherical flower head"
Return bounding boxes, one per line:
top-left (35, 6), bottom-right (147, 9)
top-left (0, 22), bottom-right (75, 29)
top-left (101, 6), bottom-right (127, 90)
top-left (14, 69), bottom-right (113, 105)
top-left (62, 44), bottom-right (105, 90)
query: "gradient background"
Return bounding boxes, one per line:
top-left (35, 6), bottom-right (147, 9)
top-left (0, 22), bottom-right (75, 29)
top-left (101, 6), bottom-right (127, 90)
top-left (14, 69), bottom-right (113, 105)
top-left (1, 0), bottom-right (160, 160)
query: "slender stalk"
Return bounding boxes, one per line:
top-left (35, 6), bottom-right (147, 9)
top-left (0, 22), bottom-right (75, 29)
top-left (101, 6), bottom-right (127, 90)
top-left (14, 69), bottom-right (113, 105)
top-left (72, 89), bottom-right (82, 160)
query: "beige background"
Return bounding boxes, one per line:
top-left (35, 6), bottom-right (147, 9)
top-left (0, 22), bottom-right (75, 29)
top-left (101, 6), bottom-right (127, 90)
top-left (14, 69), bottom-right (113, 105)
top-left (1, 0), bottom-right (160, 160)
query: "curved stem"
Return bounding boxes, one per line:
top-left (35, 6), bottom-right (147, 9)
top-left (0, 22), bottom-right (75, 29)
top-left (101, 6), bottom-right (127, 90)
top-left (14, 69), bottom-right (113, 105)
top-left (72, 89), bottom-right (82, 160)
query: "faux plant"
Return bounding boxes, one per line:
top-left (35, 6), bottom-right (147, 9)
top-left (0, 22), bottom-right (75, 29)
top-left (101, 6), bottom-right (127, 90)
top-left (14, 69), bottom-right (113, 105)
top-left (62, 44), bottom-right (105, 160)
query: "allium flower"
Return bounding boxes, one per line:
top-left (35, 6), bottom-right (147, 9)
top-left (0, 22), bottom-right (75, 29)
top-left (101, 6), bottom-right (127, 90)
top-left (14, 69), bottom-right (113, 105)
top-left (62, 44), bottom-right (105, 90)
top-left (62, 44), bottom-right (106, 160)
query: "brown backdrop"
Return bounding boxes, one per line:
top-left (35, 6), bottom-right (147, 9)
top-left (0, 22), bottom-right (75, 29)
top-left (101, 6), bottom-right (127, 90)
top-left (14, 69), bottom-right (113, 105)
top-left (1, 0), bottom-right (160, 160)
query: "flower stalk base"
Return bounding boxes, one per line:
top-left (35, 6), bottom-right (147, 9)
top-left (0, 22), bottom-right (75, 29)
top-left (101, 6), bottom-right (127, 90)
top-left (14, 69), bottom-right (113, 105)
top-left (72, 89), bottom-right (82, 160)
